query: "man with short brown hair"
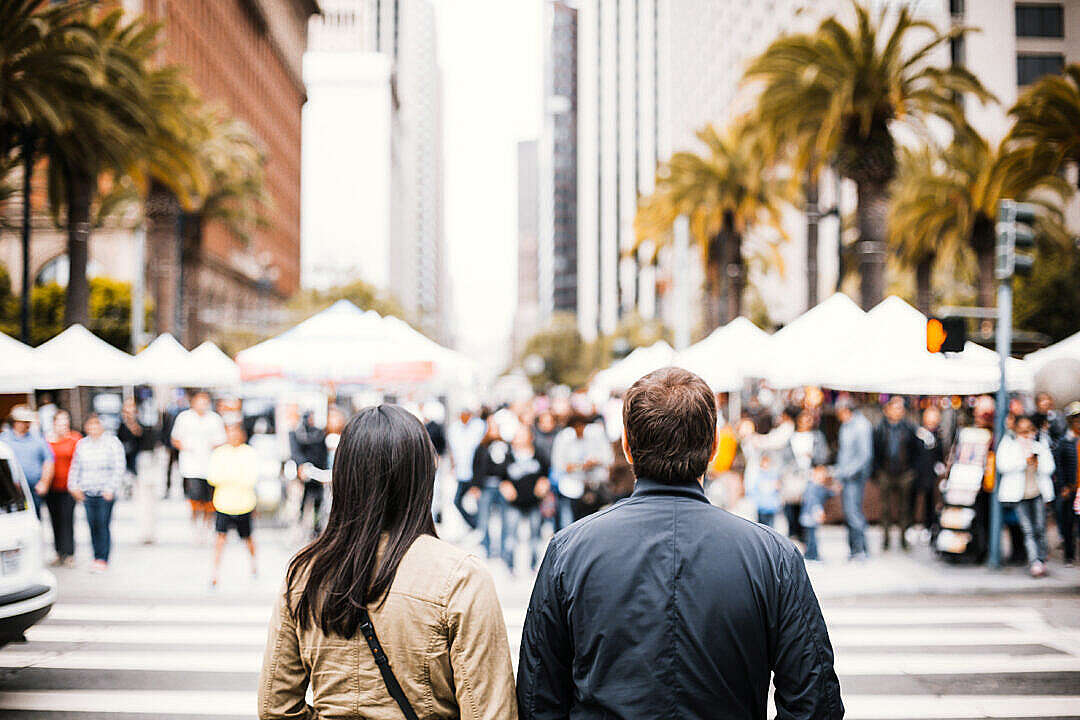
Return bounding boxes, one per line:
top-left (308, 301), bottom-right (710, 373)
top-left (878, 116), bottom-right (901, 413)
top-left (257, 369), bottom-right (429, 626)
top-left (517, 367), bottom-right (843, 720)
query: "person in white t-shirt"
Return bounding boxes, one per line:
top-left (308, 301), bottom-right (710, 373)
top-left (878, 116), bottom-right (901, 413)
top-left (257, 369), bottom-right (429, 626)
top-left (170, 391), bottom-right (227, 530)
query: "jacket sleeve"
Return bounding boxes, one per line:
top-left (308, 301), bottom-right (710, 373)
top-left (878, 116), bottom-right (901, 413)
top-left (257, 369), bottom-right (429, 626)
top-left (995, 437), bottom-right (1026, 475)
top-left (771, 547), bottom-right (844, 720)
top-left (258, 585), bottom-right (314, 720)
top-left (517, 538), bottom-right (573, 720)
top-left (445, 555), bottom-right (518, 720)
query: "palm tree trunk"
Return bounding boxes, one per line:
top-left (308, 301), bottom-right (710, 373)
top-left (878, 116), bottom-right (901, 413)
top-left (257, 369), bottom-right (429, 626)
top-left (20, 129), bottom-right (33, 344)
top-left (180, 212), bottom-right (203, 347)
top-left (805, 174), bottom-right (820, 310)
top-left (855, 179), bottom-right (889, 309)
top-left (726, 231), bottom-right (744, 321)
top-left (970, 214), bottom-right (996, 308)
top-left (146, 182), bottom-right (181, 337)
top-left (915, 255), bottom-right (934, 316)
top-left (705, 232), bottom-right (724, 331)
top-left (63, 164), bottom-right (92, 328)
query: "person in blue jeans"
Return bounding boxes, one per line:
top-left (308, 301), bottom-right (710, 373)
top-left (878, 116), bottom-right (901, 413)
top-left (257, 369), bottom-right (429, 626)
top-left (801, 467), bottom-right (839, 561)
top-left (830, 396), bottom-right (874, 560)
top-left (471, 414), bottom-right (510, 558)
top-left (68, 414), bottom-right (127, 572)
top-left (500, 426), bottom-right (549, 573)
top-left (750, 453), bottom-right (782, 527)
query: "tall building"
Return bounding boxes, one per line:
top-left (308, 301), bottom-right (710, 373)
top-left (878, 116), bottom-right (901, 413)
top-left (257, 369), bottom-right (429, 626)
top-left (301, 0), bottom-right (448, 341)
top-left (515, 140), bottom-right (541, 353)
top-left (0, 0), bottom-right (318, 347)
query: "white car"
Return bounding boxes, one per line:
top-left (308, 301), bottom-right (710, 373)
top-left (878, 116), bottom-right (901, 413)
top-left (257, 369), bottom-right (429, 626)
top-left (0, 440), bottom-right (56, 646)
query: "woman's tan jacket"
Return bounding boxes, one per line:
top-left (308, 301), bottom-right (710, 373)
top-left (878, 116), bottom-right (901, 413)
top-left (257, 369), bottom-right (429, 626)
top-left (258, 535), bottom-right (518, 720)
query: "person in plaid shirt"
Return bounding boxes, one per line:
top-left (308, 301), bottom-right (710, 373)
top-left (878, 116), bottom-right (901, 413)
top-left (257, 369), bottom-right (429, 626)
top-left (69, 414), bottom-right (126, 572)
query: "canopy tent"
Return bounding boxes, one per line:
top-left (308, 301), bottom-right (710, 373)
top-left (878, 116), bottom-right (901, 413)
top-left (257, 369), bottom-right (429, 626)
top-left (675, 317), bottom-right (771, 392)
top-left (591, 341), bottom-right (676, 395)
top-left (133, 333), bottom-right (192, 386)
top-left (236, 300), bottom-right (474, 387)
top-left (33, 324), bottom-right (137, 387)
top-left (763, 293), bottom-right (870, 389)
top-left (189, 342), bottom-right (242, 388)
top-left (0, 332), bottom-right (57, 393)
top-left (816, 296), bottom-right (1033, 394)
top-left (1024, 330), bottom-right (1080, 375)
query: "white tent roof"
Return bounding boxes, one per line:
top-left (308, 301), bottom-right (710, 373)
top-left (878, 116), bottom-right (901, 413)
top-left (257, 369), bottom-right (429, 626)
top-left (133, 334), bottom-right (192, 386)
top-left (675, 317), bottom-right (771, 391)
top-left (236, 300), bottom-right (474, 386)
top-left (592, 341), bottom-right (676, 394)
top-left (0, 332), bottom-right (40, 393)
top-left (1025, 330), bottom-right (1080, 374)
top-left (763, 293), bottom-right (869, 389)
top-left (189, 342), bottom-right (242, 388)
top-left (817, 296), bottom-right (1033, 394)
top-left (33, 325), bottom-right (137, 387)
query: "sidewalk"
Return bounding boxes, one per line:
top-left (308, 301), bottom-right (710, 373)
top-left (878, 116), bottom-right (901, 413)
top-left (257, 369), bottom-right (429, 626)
top-left (803, 524), bottom-right (1080, 599)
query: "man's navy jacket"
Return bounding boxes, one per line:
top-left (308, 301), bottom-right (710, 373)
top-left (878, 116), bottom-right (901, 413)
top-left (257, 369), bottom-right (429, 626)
top-left (517, 477), bottom-right (844, 720)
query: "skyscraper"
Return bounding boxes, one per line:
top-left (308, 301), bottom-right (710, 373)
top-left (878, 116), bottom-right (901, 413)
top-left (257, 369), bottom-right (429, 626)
top-left (515, 140), bottom-right (541, 353)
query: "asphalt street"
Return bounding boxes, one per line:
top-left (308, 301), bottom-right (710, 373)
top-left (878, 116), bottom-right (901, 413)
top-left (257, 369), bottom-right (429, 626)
top-left (1, 475), bottom-right (1078, 720)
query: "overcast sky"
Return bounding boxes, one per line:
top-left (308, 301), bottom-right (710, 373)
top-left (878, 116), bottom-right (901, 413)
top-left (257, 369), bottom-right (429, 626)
top-left (432, 0), bottom-right (541, 374)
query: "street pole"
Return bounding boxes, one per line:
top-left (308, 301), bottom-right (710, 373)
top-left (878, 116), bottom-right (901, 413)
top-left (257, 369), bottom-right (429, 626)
top-left (673, 215), bottom-right (691, 351)
top-left (988, 279), bottom-right (1010, 569)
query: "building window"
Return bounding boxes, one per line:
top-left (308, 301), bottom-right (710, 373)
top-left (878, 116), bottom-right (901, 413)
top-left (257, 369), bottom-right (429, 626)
top-left (1015, 4), bottom-right (1064, 38)
top-left (1017, 53), bottom-right (1065, 85)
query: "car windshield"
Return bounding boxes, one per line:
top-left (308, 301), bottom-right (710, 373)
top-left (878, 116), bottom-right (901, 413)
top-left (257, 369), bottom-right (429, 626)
top-left (0, 458), bottom-right (28, 514)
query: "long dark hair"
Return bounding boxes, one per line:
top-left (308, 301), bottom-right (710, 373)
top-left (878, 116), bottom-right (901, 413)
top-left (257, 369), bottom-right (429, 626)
top-left (287, 405), bottom-right (437, 638)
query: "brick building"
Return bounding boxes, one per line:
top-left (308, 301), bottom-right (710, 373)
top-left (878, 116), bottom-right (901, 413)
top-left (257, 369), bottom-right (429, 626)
top-left (0, 0), bottom-right (318, 348)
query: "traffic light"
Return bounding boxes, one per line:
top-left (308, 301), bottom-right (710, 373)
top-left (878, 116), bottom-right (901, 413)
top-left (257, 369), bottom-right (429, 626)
top-left (927, 316), bottom-right (966, 353)
top-left (996, 200), bottom-right (1039, 279)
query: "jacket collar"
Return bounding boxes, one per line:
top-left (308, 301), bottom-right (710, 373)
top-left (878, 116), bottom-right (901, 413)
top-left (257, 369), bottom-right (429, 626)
top-left (632, 477), bottom-right (710, 503)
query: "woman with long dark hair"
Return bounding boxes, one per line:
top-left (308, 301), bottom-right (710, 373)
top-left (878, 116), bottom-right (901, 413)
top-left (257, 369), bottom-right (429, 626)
top-left (259, 405), bottom-right (516, 720)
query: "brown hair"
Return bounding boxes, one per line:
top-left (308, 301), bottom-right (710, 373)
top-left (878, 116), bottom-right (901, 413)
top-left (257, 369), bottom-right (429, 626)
top-left (622, 367), bottom-right (717, 485)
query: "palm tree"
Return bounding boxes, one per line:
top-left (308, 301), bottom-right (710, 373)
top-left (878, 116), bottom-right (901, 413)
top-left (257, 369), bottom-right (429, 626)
top-left (888, 128), bottom-right (1071, 310)
top-left (43, 9), bottom-right (154, 327)
top-left (636, 121), bottom-right (787, 329)
top-left (1009, 64), bottom-right (1080, 187)
top-left (1, 0), bottom-right (98, 340)
top-left (743, 2), bottom-right (991, 309)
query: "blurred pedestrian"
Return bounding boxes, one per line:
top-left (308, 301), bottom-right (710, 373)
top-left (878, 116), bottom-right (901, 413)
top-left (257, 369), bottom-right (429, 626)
top-left (172, 391), bottom-right (226, 534)
top-left (291, 411), bottom-right (329, 539)
top-left (472, 412), bottom-right (511, 558)
top-left (68, 414), bottom-right (126, 572)
top-left (912, 406), bottom-right (945, 536)
top-left (1, 405), bottom-right (53, 518)
top-left (801, 467), bottom-right (838, 562)
top-left (996, 415), bottom-right (1055, 578)
top-left (750, 453), bottom-right (781, 527)
top-left (1035, 392), bottom-right (1067, 444)
top-left (259, 406), bottom-right (516, 719)
top-left (43, 410), bottom-right (80, 567)
top-left (37, 393), bottom-right (57, 439)
top-left (874, 397), bottom-right (919, 551)
top-left (423, 401), bottom-right (448, 524)
top-left (208, 418), bottom-right (258, 588)
top-left (781, 410), bottom-right (829, 542)
top-left (830, 396), bottom-right (874, 561)
top-left (551, 411), bottom-right (613, 525)
top-left (118, 397), bottom-right (149, 501)
top-left (501, 425), bottom-right (548, 573)
top-left (448, 407), bottom-right (485, 530)
top-left (1054, 402), bottom-right (1080, 566)
top-left (160, 391), bottom-right (187, 499)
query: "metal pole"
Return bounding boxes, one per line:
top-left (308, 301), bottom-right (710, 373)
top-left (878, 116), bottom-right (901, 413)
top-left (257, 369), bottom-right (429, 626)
top-left (20, 131), bottom-right (33, 345)
top-left (988, 279), bottom-right (1011, 569)
top-left (132, 224), bottom-right (146, 353)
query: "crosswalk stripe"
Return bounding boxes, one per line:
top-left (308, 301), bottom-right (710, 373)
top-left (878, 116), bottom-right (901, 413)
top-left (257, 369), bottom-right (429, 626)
top-left (2, 690), bottom-right (1078, 719)
top-left (25, 624), bottom-right (268, 646)
top-left (48, 604), bottom-right (272, 624)
top-left (2, 649), bottom-right (1076, 677)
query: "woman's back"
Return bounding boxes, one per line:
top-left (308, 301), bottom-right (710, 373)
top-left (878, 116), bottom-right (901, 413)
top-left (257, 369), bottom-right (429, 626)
top-left (260, 535), bottom-right (515, 719)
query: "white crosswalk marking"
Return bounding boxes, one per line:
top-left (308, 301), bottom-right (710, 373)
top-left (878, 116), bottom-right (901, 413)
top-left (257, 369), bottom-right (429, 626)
top-left (2, 598), bottom-right (1079, 719)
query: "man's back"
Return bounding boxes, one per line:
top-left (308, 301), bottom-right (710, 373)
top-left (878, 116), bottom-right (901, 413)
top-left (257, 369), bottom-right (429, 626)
top-left (517, 478), bottom-right (843, 720)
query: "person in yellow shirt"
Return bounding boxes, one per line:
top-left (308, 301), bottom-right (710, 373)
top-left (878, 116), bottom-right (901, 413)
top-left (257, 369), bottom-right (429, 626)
top-left (208, 417), bottom-right (258, 588)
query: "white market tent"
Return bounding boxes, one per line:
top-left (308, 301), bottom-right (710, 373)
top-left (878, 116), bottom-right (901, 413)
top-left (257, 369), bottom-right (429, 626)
top-left (33, 324), bottom-right (137, 387)
top-left (0, 332), bottom-right (55, 393)
top-left (762, 293), bottom-right (870, 389)
top-left (675, 316), bottom-right (771, 392)
top-left (1024, 329), bottom-right (1080, 375)
top-left (133, 333), bottom-right (192, 386)
top-left (189, 342), bottom-right (242, 388)
top-left (816, 296), bottom-right (1033, 394)
top-left (591, 340), bottom-right (676, 395)
top-left (235, 300), bottom-right (474, 386)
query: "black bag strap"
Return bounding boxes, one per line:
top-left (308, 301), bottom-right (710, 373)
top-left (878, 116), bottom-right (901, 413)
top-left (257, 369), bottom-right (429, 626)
top-left (358, 608), bottom-right (420, 720)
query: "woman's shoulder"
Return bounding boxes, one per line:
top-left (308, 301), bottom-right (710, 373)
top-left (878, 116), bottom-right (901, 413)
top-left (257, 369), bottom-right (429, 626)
top-left (393, 535), bottom-right (491, 604)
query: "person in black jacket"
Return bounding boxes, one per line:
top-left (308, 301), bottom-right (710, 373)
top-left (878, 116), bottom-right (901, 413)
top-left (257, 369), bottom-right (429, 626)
top-left (873, 396), bottom-right (921, 551)
top-left (517, 367), bottom-right (842, 720)
top-left (472, 414), bottom-right (511, 559)
top-left (500, 425), bottom-right (549, 573)
top-left (910, 405), bottom-right (945, 536)
top-left (290, 411), bottom-right (328, 538)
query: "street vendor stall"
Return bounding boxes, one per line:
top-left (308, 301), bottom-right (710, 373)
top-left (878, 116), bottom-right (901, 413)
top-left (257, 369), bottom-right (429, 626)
top-left (675, 316), bottom-right (771, 392)
top-left (133, 333), bottom-right (192, 386)
top-left (762, 293), bottom-right (870, 389)
top-left (591, 341), bottom-right (675, 396)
